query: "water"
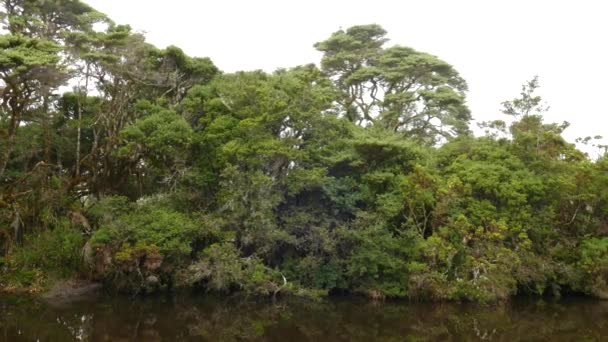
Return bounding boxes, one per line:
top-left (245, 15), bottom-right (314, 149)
top-left (1, 294), bottom-right (607, 341)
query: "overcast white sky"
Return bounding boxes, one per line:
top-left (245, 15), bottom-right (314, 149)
top-left (87, 0), bottom-right (607, 156)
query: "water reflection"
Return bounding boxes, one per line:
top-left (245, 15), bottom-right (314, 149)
top-left (1, 294), bottom-right (607, 341)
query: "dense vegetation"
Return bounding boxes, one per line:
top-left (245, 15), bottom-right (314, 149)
top-left (1, 1), bottom-right (607, 302)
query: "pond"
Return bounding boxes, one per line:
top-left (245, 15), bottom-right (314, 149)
top-left (1, 294), bottom-right (607, 341)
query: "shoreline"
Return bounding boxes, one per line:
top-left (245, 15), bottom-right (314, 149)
top-left (2, 280), bottom-right (605, 304)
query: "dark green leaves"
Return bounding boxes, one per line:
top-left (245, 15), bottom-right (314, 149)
top-left (315, 24), bottom-right (470, 142)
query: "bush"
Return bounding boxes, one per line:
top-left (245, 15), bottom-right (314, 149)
top-left (577, 237), bottom-right (608, 298)
top-left (88, 199), bottom-right (202, 291)
top-left (178, 242), bottom-right (285, 296)
top-left (1, 222), bottom-right (84, 290)
top-left (346, 227), bottom-right (421, 299)
top-left (12, 222), bottom-right (84, 276)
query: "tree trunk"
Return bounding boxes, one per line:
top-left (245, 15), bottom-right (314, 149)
top-left (0, 111), bottom-right (20, 179)
top-left (76, 63), bottom-right (90, 177)
top-left (42, 96), bottom-right (52, 165)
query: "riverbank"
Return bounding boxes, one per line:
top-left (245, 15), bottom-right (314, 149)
top-left (3, 276), bottom-right (606, 305)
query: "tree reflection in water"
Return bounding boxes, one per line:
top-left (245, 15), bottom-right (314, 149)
top-left (1, 295), bottom-right (607, 341)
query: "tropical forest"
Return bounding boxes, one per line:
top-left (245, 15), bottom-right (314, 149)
top-left (1, 0), bottom-right (608, 306)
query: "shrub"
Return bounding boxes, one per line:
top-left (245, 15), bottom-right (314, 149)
top-left (1, 222), bottom-right (84, 290)
top-left (88, 199), bottom-right (202, 291)
top-left (178, 242), bottom-right (285, 296)
top-left (576, 237), bottom-right (608, 298)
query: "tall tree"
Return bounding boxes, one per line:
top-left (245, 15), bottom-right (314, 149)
top-left (315, 24), bottom-right (470, 143)
top-left (0, 0), bottom-right (105, 178)
top-left (0, 35), bottom-right (62, 178)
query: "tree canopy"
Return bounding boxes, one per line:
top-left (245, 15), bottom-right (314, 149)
top-left (1, 1), bottom-right (607, 302)
top-left (314, 24), bottom-right (470, 143)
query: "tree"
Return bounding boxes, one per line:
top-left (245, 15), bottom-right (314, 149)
top-left (0, 34), bottom-right (62, 178)
top-left (315, 24), bottom-right (470, 143)
top-left (1, 0), bottom-right (106, 177)
top-left (500, 77), bottom-right (583, 163)
top-left (0, 0), bottom-right (103, 38)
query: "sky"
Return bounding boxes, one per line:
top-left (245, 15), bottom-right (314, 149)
top-left (86, 0), bottom-right (608, 156)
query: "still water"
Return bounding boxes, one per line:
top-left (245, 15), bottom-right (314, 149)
top-left (1, 294), bottom-right (607, 341)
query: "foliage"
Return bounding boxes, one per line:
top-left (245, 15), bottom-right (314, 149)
top-left (1, 222), bottom-right (84, 290)
top-left (1, 2), bottom-right (607, 302)
top-left (314, 24), bottom-right (470, 143)
top-left (177, 242), bottom-right (285, 296)
top-left (88, 198), bottom-right (203, 291)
